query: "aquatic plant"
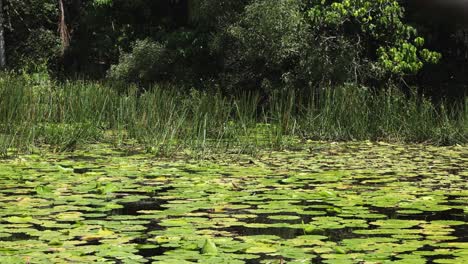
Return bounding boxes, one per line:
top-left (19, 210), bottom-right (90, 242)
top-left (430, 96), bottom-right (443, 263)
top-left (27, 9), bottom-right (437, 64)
top-left (0, 74), bottom-right (466, 157)
top-left (0, 142), bottom-right (466, 263)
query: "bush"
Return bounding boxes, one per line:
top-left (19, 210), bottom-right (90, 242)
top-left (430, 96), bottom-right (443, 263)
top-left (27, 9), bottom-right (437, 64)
top-left (224, 0), bottom-right (308, 92)
top-left (108, 39), bottom-right (174, 85)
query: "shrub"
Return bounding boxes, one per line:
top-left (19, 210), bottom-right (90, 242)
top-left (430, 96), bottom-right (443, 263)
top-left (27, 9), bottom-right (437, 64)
top-left (108, 39), bottom-right (174, 85)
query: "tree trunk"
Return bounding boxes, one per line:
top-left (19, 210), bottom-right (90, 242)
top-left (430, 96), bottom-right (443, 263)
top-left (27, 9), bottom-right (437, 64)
top-left (0, 0), bottom-right (6, 68)
top-left (58, 0), bottom-right (70, 55)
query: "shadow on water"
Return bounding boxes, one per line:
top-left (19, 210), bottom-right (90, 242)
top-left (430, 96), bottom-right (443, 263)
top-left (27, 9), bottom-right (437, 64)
top-left (0, 232), bottom-right (37, 242)
top-left (225, 225), bottom-right (303, 239)
top-left (112, 198), bottom-right (165, 215)
top-left (137, 246), bottom-right (168, 259)
top-left (73, 167), bottom-right (93, 174)
top-left (65, 155), bottom-right (98, 161)
top-left (370, 206), bottom-right (467, 222)
top-left (453, 224), bottom-right (468, 242)
top-left (225, 224), bottom-right (359, 241)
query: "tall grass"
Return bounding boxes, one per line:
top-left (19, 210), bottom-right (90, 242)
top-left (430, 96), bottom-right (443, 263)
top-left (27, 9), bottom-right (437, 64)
top-left (300, 85), bottom-right (467, 144)
top-left (0, 74), bottom-right (466, 157)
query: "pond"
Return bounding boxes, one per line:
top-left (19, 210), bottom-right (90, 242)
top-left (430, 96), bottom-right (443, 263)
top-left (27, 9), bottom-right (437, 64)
top-left (0, 142), bottom-right (466, 263)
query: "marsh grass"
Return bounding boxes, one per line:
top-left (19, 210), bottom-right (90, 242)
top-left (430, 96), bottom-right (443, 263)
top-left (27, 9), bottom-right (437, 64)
top-left (0, 74), bottom-right (466, 157)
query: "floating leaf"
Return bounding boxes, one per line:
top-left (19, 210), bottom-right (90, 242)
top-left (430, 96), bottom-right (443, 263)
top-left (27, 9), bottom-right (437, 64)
top-left (6, 216), bottom-right (35, 224)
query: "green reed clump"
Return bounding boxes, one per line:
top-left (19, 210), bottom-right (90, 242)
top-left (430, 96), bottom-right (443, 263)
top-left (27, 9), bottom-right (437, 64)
top-left (0, 73), bottom-right (466, 157)
top-left (300, 85), bottom-right (466, 144)
top-left (0, 75), bottom-right (113, 154)
top-left (301, 85), bottom-right (372, 140)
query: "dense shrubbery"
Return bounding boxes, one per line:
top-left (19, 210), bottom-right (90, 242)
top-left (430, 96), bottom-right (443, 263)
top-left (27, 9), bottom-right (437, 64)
top-left (4, 0), bottom-right (61, 71)
top-left (3, 1), bottom-right (464, 97)
top-left (106, 0), bottom-right (442, 94)
top-left (108, 39), bottom-right (173, 85)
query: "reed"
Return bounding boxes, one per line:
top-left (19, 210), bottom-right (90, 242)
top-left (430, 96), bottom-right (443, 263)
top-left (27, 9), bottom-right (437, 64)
top-left (0, 74), bottom-right (465, 157)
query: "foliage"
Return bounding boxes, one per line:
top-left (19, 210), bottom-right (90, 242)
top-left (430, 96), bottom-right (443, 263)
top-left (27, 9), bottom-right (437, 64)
top-left (0, 0), bottom-right (464, 98)
top-left (225, 0), bottom-right (307, 91)
top-left (2, 0), bottom-right (461, 98)
top-left (108, 39), bottom-right (174, 85)
top-left (188, 0), bottom-right (250, 27)
top-left (306, 0), bottom-right (441, 74)
top-left (106, 0), bottom-right (252, 87)
top-left (224, 0), bottom-right (442, 92)
top-left (4, 0), bottom-right (60, 70)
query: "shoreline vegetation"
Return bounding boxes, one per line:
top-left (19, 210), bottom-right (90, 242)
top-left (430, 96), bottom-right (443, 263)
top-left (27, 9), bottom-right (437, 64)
top-left (1, 74), bottom-right (466, 158)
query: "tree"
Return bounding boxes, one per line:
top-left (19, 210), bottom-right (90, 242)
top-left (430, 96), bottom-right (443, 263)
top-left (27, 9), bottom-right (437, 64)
top-left (223, 0), bottom-right (441, 93)
top-left (2, 0), bottom-right (60, 71)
